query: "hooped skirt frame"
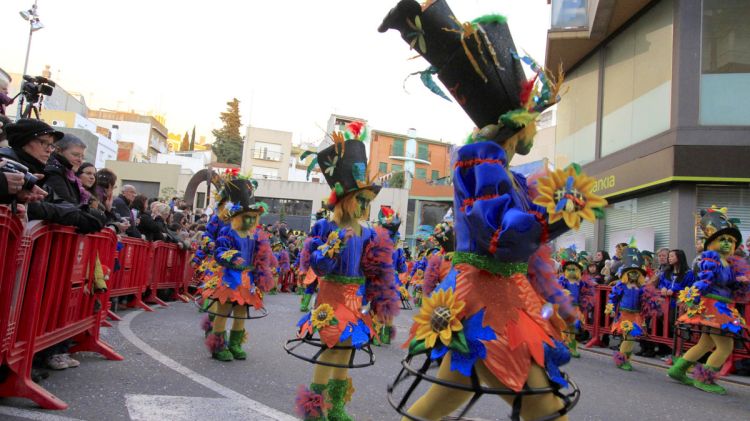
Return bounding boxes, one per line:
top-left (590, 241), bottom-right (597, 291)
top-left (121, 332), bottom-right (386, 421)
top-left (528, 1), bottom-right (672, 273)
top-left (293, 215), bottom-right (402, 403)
top-left (387, 350), bottom-right (580, 421)
top-left (194, 296), bottom-right (269, 320)
top-left (284, 333), bottom-right (375, 369)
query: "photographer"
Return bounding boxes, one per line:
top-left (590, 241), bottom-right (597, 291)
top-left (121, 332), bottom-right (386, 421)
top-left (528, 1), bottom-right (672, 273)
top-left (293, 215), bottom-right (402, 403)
top-left (1, 119), bottom-right (104, 233)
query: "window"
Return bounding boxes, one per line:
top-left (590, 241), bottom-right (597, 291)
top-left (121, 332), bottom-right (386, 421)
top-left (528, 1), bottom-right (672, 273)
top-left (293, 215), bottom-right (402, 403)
top-left (431, 170), bottom-right (440, 180)
top-left (379, 162), bottom-right (388, 174)
top-left (555, 54), bottom-right (597, 167)
top-left (255, 197), bottom-right (313, 217)
top-left (392, 139), bottom-right (405, 156)
top-left (603, 191), bottom-right (671, 256)
top-left (551, 0), bottom-right (589, 30)
top-left (416, 168), bottom-right (426, 179)
top-left (417, 143), bottom-right (429, 161)
top-left (700, 0), bottom-right (750, 125)
top-left (196, 192), bottom-right (206, 209)
top-left (252, 166), bottom-right (279, 179)
top-left (601, 0), bottom-right (673, 156)
top-left (253, 142), bottom-right (282, 161)
top-left (392, 164), bottom-right (403, 173)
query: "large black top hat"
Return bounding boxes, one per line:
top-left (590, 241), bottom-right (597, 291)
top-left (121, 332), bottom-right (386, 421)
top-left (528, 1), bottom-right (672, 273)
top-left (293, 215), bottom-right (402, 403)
top-left (222, 177), bottom-right (265, 218)
top-left (379, 0), bottom-right (562, 140)
top-left (308, 121), bottom-right (381, 207)
top-left (618, 248), bottom-right (646, 277)
top-left (700, 206), bottom-right (742, 249)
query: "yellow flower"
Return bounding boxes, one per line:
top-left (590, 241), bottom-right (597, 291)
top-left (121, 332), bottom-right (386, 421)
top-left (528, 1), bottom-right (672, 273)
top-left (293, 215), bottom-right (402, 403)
top-left (686, 302), bottom-right (705, 318)
top-left (318, 231), bottom-right (342, 258)
top-left (605, 303), bottom-right (614, 316)
top-left (731, 308), bottom-right (747, 326)
top-left (399, 286), bottom-right (411, 299)
top-left (311, 303), bottom-right (335, 330)
top-left (678, 286), bottom-right (700, 304)
top-left (619, 320), bottom-right (633, 334)
top-left (413, 289), bottom-right (465, 349)
top-left (534, 166), bottom-right (607, 230)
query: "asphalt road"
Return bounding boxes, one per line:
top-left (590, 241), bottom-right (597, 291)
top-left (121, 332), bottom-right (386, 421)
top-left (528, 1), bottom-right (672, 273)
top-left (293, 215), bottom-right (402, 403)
top-left (1, 293), bottom-right (749, 420)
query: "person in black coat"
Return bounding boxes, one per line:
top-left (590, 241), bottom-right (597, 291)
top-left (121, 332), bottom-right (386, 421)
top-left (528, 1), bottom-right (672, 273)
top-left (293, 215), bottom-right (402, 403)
top-left (0, 119), bottom-right (104, 233)
top-left (44, 134), bottom-right (89, 205)
top-left (112, 184), bottom-right (142, 238)
top-left (135, 195), bottom-right (163, 241)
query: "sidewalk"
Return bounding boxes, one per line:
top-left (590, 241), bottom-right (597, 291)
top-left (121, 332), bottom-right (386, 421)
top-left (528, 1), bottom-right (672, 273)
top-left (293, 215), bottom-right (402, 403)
top-left (581, 346), bottom-right (750, 387)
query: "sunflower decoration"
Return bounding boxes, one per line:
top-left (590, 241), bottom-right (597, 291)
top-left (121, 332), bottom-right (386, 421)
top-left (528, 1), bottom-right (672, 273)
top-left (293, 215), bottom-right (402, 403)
top-left (410, 289), bottom-right (466, 351)
top-left (399, 285), bottom-right (411, 300)
top-left (685, 301), bottom-right (706, 318)
top-left (318, 230), bottom-right (344, 258)
top-left (311, 303), bottom-right (337, 331)
top-left (619, 320), bottom-right (634, 335)
top-left (678, 286), bottom-right (701, 305)
top-left (534, 164), bottom-right (607, 230)
top-left (605, 302), bottom-right (615, 317)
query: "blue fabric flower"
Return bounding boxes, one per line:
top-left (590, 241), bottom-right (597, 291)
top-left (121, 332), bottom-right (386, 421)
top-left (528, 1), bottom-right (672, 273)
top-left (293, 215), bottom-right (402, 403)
top-left (340, 319), bottom-right (370, 349)
top-left (544, 340), bottom-right (571, 388)
top-left (693, 280), bottom-right (710, 294)
top-left (721, 322), bottom-right (742, 335)
top-left (714, 301), bottom-right (732, 316)
top-left (222, 268), bottom-right (242, 290)
top-left (630, 323), bottom-right (644, 337)
top-left (297, 312), bottom-right (311, 328)
top-left (435, 268), bottom-right (457, 293)
top-left (449, 309), bottom-right (496, 377)
top-left (430, 344), bottom-right (449, 360)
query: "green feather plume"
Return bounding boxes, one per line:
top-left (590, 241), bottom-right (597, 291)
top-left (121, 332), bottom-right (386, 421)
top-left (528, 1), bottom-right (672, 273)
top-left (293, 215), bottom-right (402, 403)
top-left (499, 109), bottom-right (539, 129)
top-left (471, 14), bottom-right (507, 26)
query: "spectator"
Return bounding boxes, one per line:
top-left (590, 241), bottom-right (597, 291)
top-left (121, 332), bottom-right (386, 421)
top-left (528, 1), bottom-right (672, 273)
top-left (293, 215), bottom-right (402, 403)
top-left (76, 162), bottom-right (96, 197)
top-left (654, 249), bottom-right (694, 357)
top-left (0, 76), bottom-right (14, 116)
top-left (1, 119), bottom-right (103, 232)
top-left (138, 196), bottom-right (164, 242)
top-left (112, 184), bottom-right (141, 238)
top-left (151, 201), bottom-right (174, 242)
top-left (607, 243), bottom-right (628, 283)
top-left (586, 260), bottom-right (604, 284)
top-left (94, 168), bottom-right (129, 234)
top-left (0, 114), bottom-right (11, 148)
top-left (593, 250), bottom-right (610, 276)
top-left (43, 134), bottom-right (89, 205)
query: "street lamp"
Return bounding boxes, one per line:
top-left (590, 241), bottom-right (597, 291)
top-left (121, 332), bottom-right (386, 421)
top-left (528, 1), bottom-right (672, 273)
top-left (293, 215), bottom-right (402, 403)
top-left (17, 1), bottom-right (43, 119)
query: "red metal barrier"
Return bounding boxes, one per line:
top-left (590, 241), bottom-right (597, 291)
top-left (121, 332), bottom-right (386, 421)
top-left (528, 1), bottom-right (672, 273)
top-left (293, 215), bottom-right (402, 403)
top-left (0, 206), bottom-right (24, 367)
top-left (106, 237), bottom-right (154, 320)
top-left (584, 285), bottom-right (749, 374)
top-left (145, 242), bottom-right (190, 307)
top-left (0, 223), bottom-right (123, 410)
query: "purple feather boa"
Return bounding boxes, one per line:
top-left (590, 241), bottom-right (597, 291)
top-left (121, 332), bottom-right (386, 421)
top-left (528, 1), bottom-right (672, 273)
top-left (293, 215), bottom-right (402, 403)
top-left (363, 227), bottom-right (400, 322)
top-left (299, 237), bottom-right (313, 273)
top-left (253, 229), bottom-right (276, 292)
top-left (422, 254), bottom-right (443, 296)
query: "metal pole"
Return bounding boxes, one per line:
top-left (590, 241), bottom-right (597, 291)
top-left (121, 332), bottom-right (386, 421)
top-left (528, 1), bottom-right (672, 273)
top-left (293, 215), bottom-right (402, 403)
top-left (16, 26), bottom-right (33, 119)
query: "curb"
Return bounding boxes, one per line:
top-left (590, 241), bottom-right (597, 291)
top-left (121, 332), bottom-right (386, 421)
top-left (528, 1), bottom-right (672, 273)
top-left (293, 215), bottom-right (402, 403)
top-left (580, 347), bottom-right (750, 387)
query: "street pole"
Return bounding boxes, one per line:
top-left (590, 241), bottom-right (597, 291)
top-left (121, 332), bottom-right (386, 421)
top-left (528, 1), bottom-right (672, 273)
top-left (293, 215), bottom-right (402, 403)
top-left (16, 26), bottom-right (34, 119)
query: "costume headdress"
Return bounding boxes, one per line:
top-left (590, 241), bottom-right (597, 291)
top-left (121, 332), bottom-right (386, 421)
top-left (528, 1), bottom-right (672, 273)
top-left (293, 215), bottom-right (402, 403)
top-left (378, 205), bottom-right (402, 234)
top-left (379, 0), bottom-right (564, 143)
top-left (699, 205), bottom-right (742, 249)
top-left (301, 121), bottom-right (381, 207)
top-left (219, 171), bottom-right (267, 218)
top-left (618, 245), bottom-right (646, 277)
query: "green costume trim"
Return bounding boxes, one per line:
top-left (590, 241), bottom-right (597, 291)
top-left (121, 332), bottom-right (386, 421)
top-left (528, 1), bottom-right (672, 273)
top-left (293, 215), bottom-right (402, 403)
top-left (705, 293), bottom-right (732, 303)
top-left (325, 274), bottom-right (366, 285)
top-left (327, 379), bottom-right (354, 421)
top-left (452, 252), bottom-right (528, 276)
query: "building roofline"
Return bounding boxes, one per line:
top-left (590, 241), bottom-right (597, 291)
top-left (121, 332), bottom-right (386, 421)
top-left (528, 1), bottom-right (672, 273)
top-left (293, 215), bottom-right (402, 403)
top-left (247, 126), bottom-right (293, 136)
top-left (371, 129), bottom-right (449, 146)
top-left (330, 114), bottom-right (368, 122)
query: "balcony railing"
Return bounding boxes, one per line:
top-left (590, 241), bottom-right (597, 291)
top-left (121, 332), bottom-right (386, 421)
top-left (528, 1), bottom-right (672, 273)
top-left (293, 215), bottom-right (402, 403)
top-left (551, 0), bottom-right (589, 30)
top-left (252, 148), bottom-right (282, 162)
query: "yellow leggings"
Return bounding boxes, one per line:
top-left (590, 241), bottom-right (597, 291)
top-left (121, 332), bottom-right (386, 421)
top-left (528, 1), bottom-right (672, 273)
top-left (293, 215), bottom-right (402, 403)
top-left (405, 353), bottom-right (567, 421)
top-left (620, 335), bottom-right (635, 355)
top-left (311, 340), bottom-right (353, 384)
top-left (683, 333), bottom-right (733, 368)
top-left (212, 302), bottom-right (248, 333)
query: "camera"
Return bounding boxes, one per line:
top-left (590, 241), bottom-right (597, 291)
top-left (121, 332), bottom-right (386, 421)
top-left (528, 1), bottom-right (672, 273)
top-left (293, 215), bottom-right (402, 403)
top-left (0, 158), bottom-right (38, 191)
top-left (21, 75), bottom-right (55, 105)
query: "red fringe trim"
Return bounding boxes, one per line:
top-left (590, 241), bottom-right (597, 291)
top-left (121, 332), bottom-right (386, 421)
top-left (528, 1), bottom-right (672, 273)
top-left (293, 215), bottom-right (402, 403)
top-left (453, 158), bottom-right (505, 170)
top-left (461, 193), bottom-right (501, 212)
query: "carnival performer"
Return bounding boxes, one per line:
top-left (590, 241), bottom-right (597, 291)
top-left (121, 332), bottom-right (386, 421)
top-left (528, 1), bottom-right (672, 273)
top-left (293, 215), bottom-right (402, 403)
top-left (668, 206), bottom-right (749, 394)
top-left (422, 218), bottom-right (456, 298)
top-left (379, 2), bottom-right (606, 419)
top-left (289, 122), bottom-right (399, 421)
top-left (299, 206), bottom-right (331, 312)
top-left (277, 242), bottom-right (293, 293)
top-left (606, 246), bottom-right (663, 371)
top-left (377, 205), bottom-right (408, 344)
top-left (558, 257), bottom-right (596, 358)
top-left (200, 176), bottom-right (275, 362)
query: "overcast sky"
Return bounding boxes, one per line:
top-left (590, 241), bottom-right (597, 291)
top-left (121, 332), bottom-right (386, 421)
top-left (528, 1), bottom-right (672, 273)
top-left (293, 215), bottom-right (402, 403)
top-left (1, 0), bottom-right (551, 145)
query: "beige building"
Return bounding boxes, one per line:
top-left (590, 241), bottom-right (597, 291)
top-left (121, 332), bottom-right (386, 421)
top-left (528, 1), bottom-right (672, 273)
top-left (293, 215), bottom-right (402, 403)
top-left (241, 126), bottom-right (293, 181)
top-left (105, 161), bottom-right (181, 199)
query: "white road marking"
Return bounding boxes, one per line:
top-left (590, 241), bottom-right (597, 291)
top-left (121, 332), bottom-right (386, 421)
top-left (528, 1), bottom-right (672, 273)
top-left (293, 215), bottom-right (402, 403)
top-left (119, 310), bottom-right (297, 421)
top-left (126, 394), bottom-right (292, 421)
top-left (0, 406), bottom-right (84, 421)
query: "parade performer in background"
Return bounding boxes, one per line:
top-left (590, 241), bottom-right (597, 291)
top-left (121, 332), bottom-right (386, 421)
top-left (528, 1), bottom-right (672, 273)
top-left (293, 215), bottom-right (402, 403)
top-left (379, 1), bottom-right (606, 418)
top-left (422, 217), bottom-right (456, 298)
top-left (199, 176), bottom-right (275, 362)
top-left (409, 241), bottom-right (437, 308)
top-left (669, 206), bottom-right (749, 394)
top-left (558, 256), bottom-right (596, 358)
top-left (606, 246), bottom-right (663, 371)
top-left (277, 242), bottom-right (293, 293)
top-left (377, 205), bottom-right (408, 344)
top-left (289, 122), bottom-right (399, 421)
top-left (299, 206), bottom-right (331, 312)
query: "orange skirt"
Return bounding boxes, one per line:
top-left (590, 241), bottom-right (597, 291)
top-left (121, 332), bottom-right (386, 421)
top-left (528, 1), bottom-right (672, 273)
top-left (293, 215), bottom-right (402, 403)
top-left (611, 310), bottom-right (644, 337)
top-left (303, 268), bottom-right (318, 286)
top-left (678, 296), bottom-right (748, 333)
top-left (200, 266), bottom-right (264, 309)
top-left (452, 263), bottom-right (565, 393)
top-left (297, 279), bottom-right (373, 348)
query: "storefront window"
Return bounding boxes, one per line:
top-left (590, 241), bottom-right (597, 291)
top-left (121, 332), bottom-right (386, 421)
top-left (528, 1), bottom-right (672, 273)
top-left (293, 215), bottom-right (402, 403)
top-left (555, 54), bottom-right (598, 168)
top-left (601, 0), bottom-right (673, 156)
top-left (700, 1), bottom-right (750, 125)
top-left (603, 191), bottom-right (671, 256)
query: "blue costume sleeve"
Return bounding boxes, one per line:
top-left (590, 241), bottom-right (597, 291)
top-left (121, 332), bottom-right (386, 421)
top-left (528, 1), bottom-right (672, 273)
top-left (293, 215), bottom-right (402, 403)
top-left (607, 282), bottom-right (625, 309)
top-left (395, 248), bottom-right (407, 274)
top-left (215, 228), bottom-right (243, 268)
